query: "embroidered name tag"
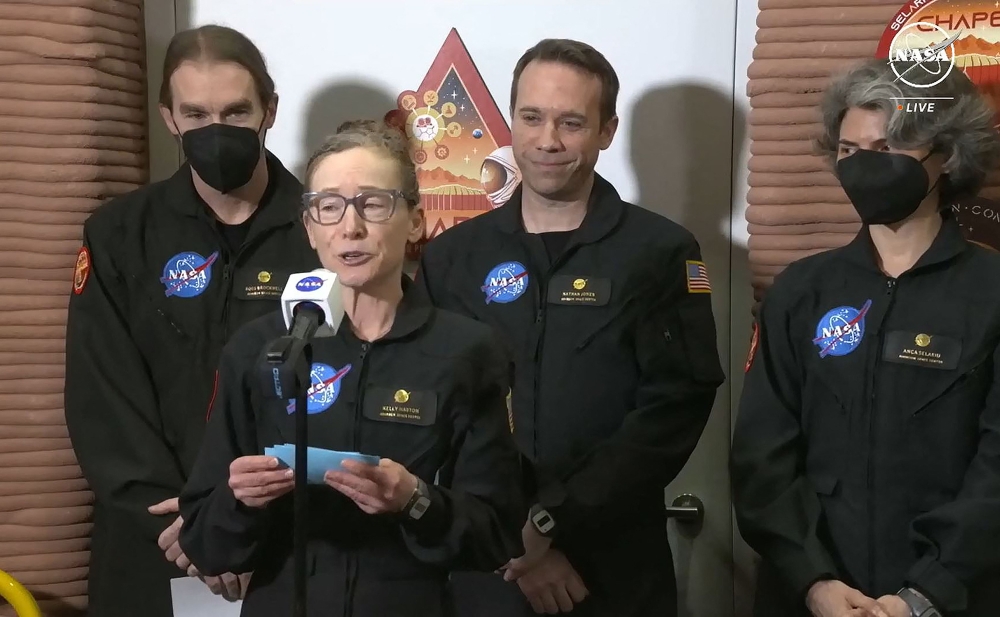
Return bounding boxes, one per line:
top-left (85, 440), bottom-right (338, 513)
top-left (546, 275), bottom-right (611, 306)
top-left (234, 268), bottom-right (291, 300)
top-left (883, 331), bottom-right (961, 370)
top-left (362, 387), bottom-right (437, 426)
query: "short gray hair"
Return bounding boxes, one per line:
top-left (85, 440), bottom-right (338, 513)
top-left (304, 119), bottom-right (420, 206)
top-left (816, 58), bottom-right (1000, 205)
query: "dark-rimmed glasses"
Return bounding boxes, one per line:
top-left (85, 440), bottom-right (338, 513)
top-left (301, 189), bottom-right (404, 225)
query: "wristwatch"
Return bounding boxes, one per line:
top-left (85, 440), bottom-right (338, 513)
top-left (529, 503), bottom-right (556, 537)
top-left (402, 478), bottom-right (431, 521)
top-left (897, 587), bottom-right (941, 617)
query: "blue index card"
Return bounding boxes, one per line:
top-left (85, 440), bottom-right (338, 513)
top-left (264, 444), bottom-right (380, 484)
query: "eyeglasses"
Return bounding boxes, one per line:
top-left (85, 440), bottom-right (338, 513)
top-left (301, 189), bottom-right (405, 225)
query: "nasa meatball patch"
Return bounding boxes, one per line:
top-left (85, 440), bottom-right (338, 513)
top-left (72, 247), bottom-right (91, 295)
top-left (482, 261), bottom-right (529, 304)
top-left (161, 250), bottom-right (219, 298)
top-left (286, 363), bottom-right (352, 415)
top-left (813, 299), bottom-right (872, 358)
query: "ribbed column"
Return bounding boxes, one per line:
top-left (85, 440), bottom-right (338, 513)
top-left (0, 1), bottom-right (147, 615)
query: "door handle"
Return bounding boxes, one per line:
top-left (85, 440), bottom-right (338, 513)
top-left (665, 493), bottom-right (704, 536)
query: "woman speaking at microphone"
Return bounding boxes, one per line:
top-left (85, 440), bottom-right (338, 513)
top-left (731, 59), bottom-right (1000, 617)
top-left (176, 119), bottom-right (524, 617)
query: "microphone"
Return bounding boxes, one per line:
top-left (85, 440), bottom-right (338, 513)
top-left (280, 269), bottom-right (345, 338)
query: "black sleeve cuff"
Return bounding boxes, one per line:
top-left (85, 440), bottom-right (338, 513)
top-left (906, 556), bottom-right (967, 614)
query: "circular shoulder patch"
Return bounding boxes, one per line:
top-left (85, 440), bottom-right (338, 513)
top-left (73, 247), bottom-right (91, 295)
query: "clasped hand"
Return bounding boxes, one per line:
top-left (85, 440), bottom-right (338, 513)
top-left (148, 497), bottom-right (250, 601)
top-left (501, 520), bottom-right (589, 614)
top-left (807, 580), bottom-right (912, 617)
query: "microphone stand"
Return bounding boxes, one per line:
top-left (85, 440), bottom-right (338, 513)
top-left (264, 312), bottom-right (321, 617)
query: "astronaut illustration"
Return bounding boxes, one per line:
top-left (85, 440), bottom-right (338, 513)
top-left (480, 146), bottom-right (521, 208)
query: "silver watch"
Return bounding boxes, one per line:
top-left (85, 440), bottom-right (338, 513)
top-left (405, 478), bottom-right (431, 520)
top-left (896, 587), bottom-right (940, 617)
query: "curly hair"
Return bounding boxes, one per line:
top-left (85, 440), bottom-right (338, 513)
top-left (304, 119), bottom-right (420, 207)
top-left (815, 57), bottom-right (1000, 205)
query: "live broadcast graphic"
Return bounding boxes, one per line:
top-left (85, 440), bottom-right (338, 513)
top-left (384, 29), bottom-right (520, 258)
top-left (878, 1), bottom-right (1000, 251)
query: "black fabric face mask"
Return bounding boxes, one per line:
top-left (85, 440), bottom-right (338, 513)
top-left (179, 122), bottom-right (264, 194)
top-left (836, 149), bottom-right (937, 225)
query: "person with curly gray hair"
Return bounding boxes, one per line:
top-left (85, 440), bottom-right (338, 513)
top-left (731, 57), bottom-right (1000, 617)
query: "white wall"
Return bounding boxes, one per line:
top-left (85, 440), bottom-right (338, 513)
top-left (144, 0), bottom-right (761, 613)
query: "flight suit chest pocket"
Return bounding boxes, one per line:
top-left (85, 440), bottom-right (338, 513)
top-left (902, 345), bottom-right (991, 498)
top-left (362, 387), bottom-right (438, 427)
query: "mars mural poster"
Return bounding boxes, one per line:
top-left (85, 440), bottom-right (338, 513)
top-left (878, 1), bottom-right (1000, 251)
top-left (385, 29), bottom-right (521, 259)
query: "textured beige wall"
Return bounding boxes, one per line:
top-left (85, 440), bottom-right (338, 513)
top-left (0, 1), bottom-right (147, 615)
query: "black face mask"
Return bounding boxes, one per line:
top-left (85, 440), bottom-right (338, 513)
top-left (179, 122), bottom-right (264, 193)
top-left (836, 149), bottom-right (937, 225)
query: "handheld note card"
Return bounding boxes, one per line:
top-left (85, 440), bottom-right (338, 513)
top-left (264, 444), bottom-right (380, 484)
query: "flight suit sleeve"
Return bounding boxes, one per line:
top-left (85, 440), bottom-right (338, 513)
top-left (398, 329), bottom-right (525, 570)
top-left (729, 278), bottom-right (838, 598)
top-left (538, 239), bottom-right (725, 537)
top-left (64, 223), bottom-right (186, 541)
top-left (904, 342), bottom-right (1000, 614)
top-left (178, 339), bottom-right (271, 576)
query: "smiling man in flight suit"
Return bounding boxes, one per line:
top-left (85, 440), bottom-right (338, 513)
top-left (63, 25), bottom-right (318, 617)
top-left (416, 38), bottom-right (725, 617)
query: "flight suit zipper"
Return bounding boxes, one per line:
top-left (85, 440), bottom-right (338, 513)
top-left (345, 340), bottom-right (372, 617)
top-left (221, 262), bottom-right (233, 337)
top-left (867, 277), bottom-right (897, 590)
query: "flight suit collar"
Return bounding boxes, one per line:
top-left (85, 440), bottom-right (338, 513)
top-left (493, 173), bottom-right (625, 246)
top-left (843, 212), bottom-right (970, 274)
top-left (341, 275), bottom-right (433, 343)
top-left (166, 149), bottom-right (301, 230)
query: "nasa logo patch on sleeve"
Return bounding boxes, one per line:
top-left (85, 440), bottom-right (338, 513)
top-left (73, 247), bottom-right (91, 295)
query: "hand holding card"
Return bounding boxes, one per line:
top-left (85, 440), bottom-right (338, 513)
top-left (263, 444), bottom-right (380, 484)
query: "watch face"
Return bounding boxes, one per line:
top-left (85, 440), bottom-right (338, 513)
top-left (532, 510), bottom-right (555, 534)
top-left (410, 496), bottom-right (430, 520)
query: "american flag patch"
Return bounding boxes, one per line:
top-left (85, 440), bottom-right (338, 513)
top-left (686, 260), bottom-right (711, 294)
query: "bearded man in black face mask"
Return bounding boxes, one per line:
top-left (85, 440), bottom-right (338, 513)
top-left (63, 24), bottom-right (318, 617)
top-left (731, 58), bottom-right (1000, 617)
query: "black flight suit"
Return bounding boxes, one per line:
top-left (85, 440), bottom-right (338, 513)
top-left (177, 279), bottom-right (524, 617)
top-left (64, 152), bottom-right (319, 617)
top-left (416, 174), bottom-right (726, 616)
top-left (732, 215), bottom-right (1000, 617)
